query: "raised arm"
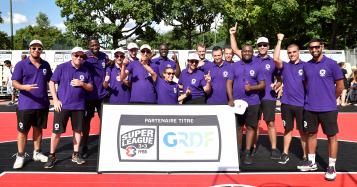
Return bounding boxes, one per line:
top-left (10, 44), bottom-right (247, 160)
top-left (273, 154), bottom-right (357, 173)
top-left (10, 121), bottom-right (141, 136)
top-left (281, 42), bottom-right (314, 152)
top-left (273, 33), bottom-right (284, 69)
top-left (230, 23), bottom-right (242, 59)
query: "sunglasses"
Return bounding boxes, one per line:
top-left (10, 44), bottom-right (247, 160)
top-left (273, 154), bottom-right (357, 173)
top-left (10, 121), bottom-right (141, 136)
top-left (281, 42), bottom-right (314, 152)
top-left (257, 44), bottom-right (268, 48)
top-left (141, 50), bottom-right (151, 54)
top-left (309, 45), bottom-right (321, 50)
top-left (188, 60), bottom-right (199, 64)
top-left (115, 54), bottom-right (125, 58)
top-left (165, 72), bottom-right (175, 75)
top-left (74, 54), bottom-right (86, 59)
top-left (31, 47), bottom-right (42, 51)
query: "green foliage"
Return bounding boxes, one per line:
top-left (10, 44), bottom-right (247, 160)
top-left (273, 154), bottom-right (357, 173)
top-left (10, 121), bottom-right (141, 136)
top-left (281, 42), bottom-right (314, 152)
top-left (0, 31), bottom-right (11, 49)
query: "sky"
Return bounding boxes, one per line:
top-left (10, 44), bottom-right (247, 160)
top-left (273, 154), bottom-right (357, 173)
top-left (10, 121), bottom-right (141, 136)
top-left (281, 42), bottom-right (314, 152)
top-left (0, 0), bottom-right (66, 35)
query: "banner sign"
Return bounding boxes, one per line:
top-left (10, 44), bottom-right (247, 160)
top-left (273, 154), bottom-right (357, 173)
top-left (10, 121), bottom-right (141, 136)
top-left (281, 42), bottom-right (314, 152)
top-left (98, 105), bottom-right (239, 172)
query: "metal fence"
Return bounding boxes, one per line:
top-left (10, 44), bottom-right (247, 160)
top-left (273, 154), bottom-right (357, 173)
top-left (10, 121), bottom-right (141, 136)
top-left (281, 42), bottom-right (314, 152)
top-left (345, 48), bottom-right (357, 68)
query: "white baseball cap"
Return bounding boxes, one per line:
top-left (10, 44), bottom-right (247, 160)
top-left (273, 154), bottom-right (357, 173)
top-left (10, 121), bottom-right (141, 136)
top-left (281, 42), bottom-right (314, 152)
top-left (113, 47), bottom-right (125, 54)
top-left (29, 39), bottom-right (43, 47)
top-left (232, 99), bottom-right (248, 115)
top-left (256, 37), bottom-right (269, 44)
top-left (140, 44), bottom-right (152, 51)
top-left (71, 47), bottom-right (85, 54)
top-left (127, 42), bottom-right (139, 50)
top-left (187, 53), bottom-right (200, 61)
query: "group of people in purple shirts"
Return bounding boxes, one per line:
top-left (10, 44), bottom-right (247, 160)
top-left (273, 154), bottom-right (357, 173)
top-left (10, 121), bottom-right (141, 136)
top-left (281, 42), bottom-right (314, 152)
top-left (11, 23), bottom-right (343, 181)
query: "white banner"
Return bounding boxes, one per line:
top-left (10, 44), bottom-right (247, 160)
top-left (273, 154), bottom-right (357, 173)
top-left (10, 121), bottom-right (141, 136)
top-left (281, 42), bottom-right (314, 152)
top-left (98, 105), bottom-right (239, 172)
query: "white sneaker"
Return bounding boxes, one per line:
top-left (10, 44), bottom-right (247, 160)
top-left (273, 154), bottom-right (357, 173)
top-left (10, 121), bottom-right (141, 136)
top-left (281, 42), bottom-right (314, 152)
top-left (325, 166), bottom-right (336, 181)
top-left (13, 153), bottom-right (25, 169)
top-left (33, 151), bottom-right (48, 162)
top-left (297, 160), bottom-right (318, 171)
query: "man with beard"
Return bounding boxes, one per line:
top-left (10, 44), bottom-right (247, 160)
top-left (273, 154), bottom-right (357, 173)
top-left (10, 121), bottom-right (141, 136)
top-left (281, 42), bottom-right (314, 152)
top-left (230, 24), bottom-right (281, 160)
top-left (297, 39), bottom-right (344, 181)
top-left (12, 40), bottom-right (52, 169)
top-left (227, 44), bottom-right (265, 165)
top-left (206, 46), bottom-right (232, 104)
top-left (151, 43), bottom-right (181, 78)
top-left (81, 38), bottom-right (109, 158)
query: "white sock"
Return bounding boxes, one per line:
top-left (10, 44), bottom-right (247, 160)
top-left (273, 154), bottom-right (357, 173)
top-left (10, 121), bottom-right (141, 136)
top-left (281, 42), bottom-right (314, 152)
top-left (308, 154), bottom-right (316, 164)
top-left (329, 157), bottom-right (336, 167)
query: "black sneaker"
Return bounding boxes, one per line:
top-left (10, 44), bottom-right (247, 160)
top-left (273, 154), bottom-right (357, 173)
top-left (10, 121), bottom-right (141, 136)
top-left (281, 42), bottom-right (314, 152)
top-left (243, 151), bottom-right (253, 165)
top-left (250, 145), bottom-right (258, 157)
top-left (278, 153), bottom-right (290, 164)
top-left (270, 149), bottom-right (281, 160)
top-left (44, 155), bottom-right (56, 169)
top-left (81, 146), bottom-right (88, 159)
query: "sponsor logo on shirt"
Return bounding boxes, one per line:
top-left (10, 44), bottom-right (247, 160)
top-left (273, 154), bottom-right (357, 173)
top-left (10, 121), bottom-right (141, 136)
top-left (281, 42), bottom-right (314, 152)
top-left (298, 69), bottom-right (303, 76)
top-left (102, 62), bottom-right (106, 69)
top-left (319, 69), bottom-right (326, 77)
top-left (191, 79), bottom-right (197, 85)
top-left (249, 70), bottom-right (255, 77)
top-left (173, 87), bottom-right (177, 94)
top-left (223, 71), bottom-right (228, 78)
top-left (79, 75), bottom-right (84, 81)
top-left (42, 69), bottom-right (47, 75)
top-left (265, 64), bottom-right (271, 70)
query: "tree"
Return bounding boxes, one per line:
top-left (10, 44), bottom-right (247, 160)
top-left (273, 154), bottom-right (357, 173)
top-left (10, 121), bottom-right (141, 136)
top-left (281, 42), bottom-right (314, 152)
top-left (56, 0), bottom-right (164, 49)
top-left (13, 12), bottom-right (75, 49)
top-left (0, 31), bottom-right (11, 49)
top-left (162, 0), bottom-right (221, 49)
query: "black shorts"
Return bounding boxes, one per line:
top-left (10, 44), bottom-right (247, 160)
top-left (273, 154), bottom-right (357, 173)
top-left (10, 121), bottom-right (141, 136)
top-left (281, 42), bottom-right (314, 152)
top-left (183, 96), bottom-right (206, 104)
top-left (85, 99), bottom-right (103, 119)
top-left (281, 104), bottom-right (304, 131)
top-left (53, 110), bottom-right (85, 134)
top-left (235, 104), bottom-right (260, 129)
top-left (303, 110), bottom-right (339, 136)
top-left (259, 100), bottom-right (276, 122)
top-left (16, 108), bottom-right (49, 133)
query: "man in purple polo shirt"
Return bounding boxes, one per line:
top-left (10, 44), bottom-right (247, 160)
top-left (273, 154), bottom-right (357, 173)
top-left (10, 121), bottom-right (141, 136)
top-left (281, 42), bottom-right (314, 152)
top-left (230, 24), bottom-right (281, 159)
top-left (297, 39), bottom-right (344, 181)
top-left (196, 43), bottom-right (213, 74)
top-left (224, 47), bottom-right (235, 64)
top-left (103, 47), bottom-right (131, 104)
top-left (206, 46), bottom-right (232, 104)
top-left (81, 38), bottom-right (109, 158)
top-left (273, 33), bottom-right (307, 165)
top-left (44, 47), bottom-right (93, 168)
top-left (178, 53), bottom-right (211, 104)
top-left (120, 44), bottom-right (157, 104)
top-left (151, 43), bottom-right (181, 78)
top-left (227, 44), bottom-right (265, 165)
top-left (12, 39), bottom-right (52, 169)
top-left (127, 42), bottom-right (139, 62)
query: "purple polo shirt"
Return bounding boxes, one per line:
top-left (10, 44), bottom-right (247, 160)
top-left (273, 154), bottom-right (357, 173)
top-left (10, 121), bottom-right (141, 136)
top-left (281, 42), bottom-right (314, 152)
top-left (280, 60), bottom-right (305, 107)
top-left (12, 57), bottom-right (53, 110)
top-left (255, 55), bottom-right (280, 101)
top-left (51, 61), bottom-right (92, 110)
top-left (105, 65), bottom-right (130, 104)
top-left (155, 77), bottom-right (179, 104)
top-left (83, 51), bottom-right (109, 100)
top-left (178, 69), bottom-right (207, 99)
top-left (303, 55), bottom-right (343, 112)
top-left (207, 61), bottom-right (232, 104)
top-left (199, 59), bottom-right (214, 74)
top-left (151, 57), bottom-right (176, 77)
top-left (228, 60), bottom-right (264, 105)
top-left (127, 60), bottom-right (156, 103)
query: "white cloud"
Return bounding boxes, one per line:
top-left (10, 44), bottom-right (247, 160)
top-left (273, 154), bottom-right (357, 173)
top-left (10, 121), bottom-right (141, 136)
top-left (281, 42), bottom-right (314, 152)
top-left (151, 21), bottom-right (174, 34)
top-left (54, 23), bottom-right (67, 32)
top-left (4, 13), bottom-right (28, 24)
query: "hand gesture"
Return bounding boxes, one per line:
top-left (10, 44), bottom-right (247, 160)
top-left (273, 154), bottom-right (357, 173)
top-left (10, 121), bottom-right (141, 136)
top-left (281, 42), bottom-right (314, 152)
top-left (71, 79), bottom-right (84, 87)
top-left (204, 71), bottom-right (211, 83)
top-left (22, 84), bottom-right (39, 91)
top-left (53, 99), bottom-right (62, 112)
top-left (277, 33), bottom-right (284, 41)
top-left (123, 57), bottom-right (129, 65)
top-left (172, 52), bottom-right (178, 61)
top-left (229, 22), bottom-right (237, 35)
top-left (185, 87), bottom-right (191, 96)
top-left (104, 71), bottom-right (110, 82)
top-left (244, 82), bottom-right (251, 92)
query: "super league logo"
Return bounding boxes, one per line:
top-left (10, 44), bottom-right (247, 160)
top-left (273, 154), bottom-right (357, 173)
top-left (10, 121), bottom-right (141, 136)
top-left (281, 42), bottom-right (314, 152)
top-left (120, 128), bottom-right (155, 157)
